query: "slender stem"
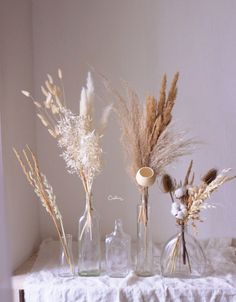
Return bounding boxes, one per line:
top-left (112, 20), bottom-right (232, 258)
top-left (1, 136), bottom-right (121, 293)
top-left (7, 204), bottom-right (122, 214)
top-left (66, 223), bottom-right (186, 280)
top-left (169, 191), bottom-right (175, 203)
top-left (138, 188), bottom-right (149, 264)
top-left (79, 190), bottom-right (93, 241)
top-left (181, 224), bottom-right (186, 265)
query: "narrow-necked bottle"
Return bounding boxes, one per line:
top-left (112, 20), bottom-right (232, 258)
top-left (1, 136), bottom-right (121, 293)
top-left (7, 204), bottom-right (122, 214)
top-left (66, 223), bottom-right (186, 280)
top-left (105, 219), bottom-right (131, 278)
top-left (78, 194), bottom-right (101, 276)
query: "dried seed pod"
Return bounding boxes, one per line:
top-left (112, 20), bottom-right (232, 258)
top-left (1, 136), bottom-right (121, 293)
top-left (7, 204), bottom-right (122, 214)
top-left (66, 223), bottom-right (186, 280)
top-left (202, 168), bottom-right (218, 185)
top-left (162, 174), bottom-right (174, 193)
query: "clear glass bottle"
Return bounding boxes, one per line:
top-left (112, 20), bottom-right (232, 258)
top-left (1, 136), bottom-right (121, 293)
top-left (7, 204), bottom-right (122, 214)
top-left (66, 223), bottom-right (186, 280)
top-left (136, 189), bottom-right (154, 276)
top-left (59, 234), bottom-right (75, 277)
top-left (160, 224), bottom-right (207, 278)
top-left (105, 219), bottom-right (131, 278)
top-left (78, 195), bottom-right (101, 276)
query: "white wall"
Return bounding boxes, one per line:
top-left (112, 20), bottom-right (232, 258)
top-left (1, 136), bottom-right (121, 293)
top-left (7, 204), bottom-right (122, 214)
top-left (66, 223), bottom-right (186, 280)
top-left (0, 0), bottom-right (40, 271)
top-left (32, 0), bottom-right (236, 243)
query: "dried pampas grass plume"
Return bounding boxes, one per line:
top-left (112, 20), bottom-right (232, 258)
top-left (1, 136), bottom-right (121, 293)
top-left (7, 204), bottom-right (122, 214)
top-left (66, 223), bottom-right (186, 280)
top-left (101, 72), bottom-right (195, 188)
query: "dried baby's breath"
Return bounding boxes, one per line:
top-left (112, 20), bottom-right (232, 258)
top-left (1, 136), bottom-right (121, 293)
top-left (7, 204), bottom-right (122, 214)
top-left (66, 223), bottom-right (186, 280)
top-left (21, 70), bottom-right (112, 238)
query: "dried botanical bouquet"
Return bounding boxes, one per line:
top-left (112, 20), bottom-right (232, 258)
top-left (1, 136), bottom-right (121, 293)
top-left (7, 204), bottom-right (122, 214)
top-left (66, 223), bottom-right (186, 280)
top-left (22, 71), bottom-right (112, 238)
top-left (162, 160), bottom-right (235, 273)
top-left (103, 73), bottom-right (195, 225)
top-left (14, 146), bottom-right (74, 274)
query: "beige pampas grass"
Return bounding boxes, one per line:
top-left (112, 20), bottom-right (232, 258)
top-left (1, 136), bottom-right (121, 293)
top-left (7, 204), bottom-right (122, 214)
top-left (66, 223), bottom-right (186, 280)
top-left (102, 73), bottom-right (194, 188)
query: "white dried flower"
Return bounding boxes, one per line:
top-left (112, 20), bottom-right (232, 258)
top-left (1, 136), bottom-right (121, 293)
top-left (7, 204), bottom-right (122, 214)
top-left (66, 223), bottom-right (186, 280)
top-left (175, 211), bottom-right (186, 220)
top-left (174, 187), bottom-right (187, 199)
top-left (171, 201), bottom-right (180, 216)
top-left (58, 108), bottom-right (102, 184)
top-left (171, 201), bottom-right (187, 219)
top-left (179, 203), bottom-right (188, 216)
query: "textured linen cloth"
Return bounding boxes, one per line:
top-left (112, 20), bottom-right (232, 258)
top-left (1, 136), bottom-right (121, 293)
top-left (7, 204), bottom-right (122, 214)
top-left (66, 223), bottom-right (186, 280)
top-left (24, 238), bottom-right (236, 302)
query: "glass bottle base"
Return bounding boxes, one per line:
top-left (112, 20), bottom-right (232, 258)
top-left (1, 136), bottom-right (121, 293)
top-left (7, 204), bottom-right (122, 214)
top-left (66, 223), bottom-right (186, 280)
top-left (107, 271), bottom-right (129, 278)
top-left (58, 272), bottom-right (76, 278)
top-left (161, 271), bottom-right (203, 279)
top-left (78, 270), bottom-right (100, 277)
top-left (135, 270), bottom-right (153, 277)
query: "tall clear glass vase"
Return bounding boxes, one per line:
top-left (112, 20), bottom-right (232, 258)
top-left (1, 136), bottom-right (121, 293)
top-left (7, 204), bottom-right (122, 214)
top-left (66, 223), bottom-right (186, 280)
top-left (160, 224), bottom-right (207, 278)
top-left (136, 188), bottom-right (154, 276)
top-left (78, 193), bottom-right (101, 276)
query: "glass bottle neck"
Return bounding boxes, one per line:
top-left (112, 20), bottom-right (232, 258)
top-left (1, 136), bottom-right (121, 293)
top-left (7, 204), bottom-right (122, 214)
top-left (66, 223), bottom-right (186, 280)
top-left (113, 219), bottom-right (124, 236)
top-left (140, 187), bottom-right (149, 205)
top-left (177, 223), bottom-right (188, 233)
top-left (85, 192), bottom-right (93, 211)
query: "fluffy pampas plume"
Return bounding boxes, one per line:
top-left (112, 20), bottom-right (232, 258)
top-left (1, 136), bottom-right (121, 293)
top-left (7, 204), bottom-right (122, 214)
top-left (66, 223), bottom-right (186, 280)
top-left (102, 72), bottom-right (195, 187)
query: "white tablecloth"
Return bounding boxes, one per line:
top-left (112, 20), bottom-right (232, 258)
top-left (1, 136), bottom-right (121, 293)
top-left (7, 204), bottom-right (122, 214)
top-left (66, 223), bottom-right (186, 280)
top-left (24, 238), bottom-right (236, 302)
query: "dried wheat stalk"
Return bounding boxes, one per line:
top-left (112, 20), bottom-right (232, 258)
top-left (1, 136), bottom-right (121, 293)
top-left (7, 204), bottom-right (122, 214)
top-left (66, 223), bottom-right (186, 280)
top-left (13, 146), bottom-right (74, 274)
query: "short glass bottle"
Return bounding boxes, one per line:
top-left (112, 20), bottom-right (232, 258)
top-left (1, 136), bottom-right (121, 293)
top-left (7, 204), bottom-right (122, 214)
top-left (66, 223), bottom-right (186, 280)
top-left (78, 194), bottom-right (101, 276)
top-left (59, 234), bottom-right (75, 277)
top-left (105, 219), bottom-right (131, 278)
top-left (160, 224), bottom-right (207, 278)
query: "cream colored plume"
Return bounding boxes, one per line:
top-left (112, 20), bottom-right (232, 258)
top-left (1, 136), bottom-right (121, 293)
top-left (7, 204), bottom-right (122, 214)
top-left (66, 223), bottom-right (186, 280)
top-left (79, 71), bottom-right (95, 117)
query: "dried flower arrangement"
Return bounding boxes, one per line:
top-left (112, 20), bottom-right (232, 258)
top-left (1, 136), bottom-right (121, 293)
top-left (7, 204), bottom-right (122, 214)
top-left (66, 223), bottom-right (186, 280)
top-left (22, 71), bottom-right (112, 238)
top-left (102, 73), bottom-right (195, 225)
top-left (14, 146), bottom-right (74, 274)
top-left (161, 160), bottom-right (235, 273)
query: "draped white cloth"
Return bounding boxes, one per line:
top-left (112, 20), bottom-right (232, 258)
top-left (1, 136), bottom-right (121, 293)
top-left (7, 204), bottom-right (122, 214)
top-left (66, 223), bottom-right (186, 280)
top-left (24, 238), bottom-right (236, 302)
